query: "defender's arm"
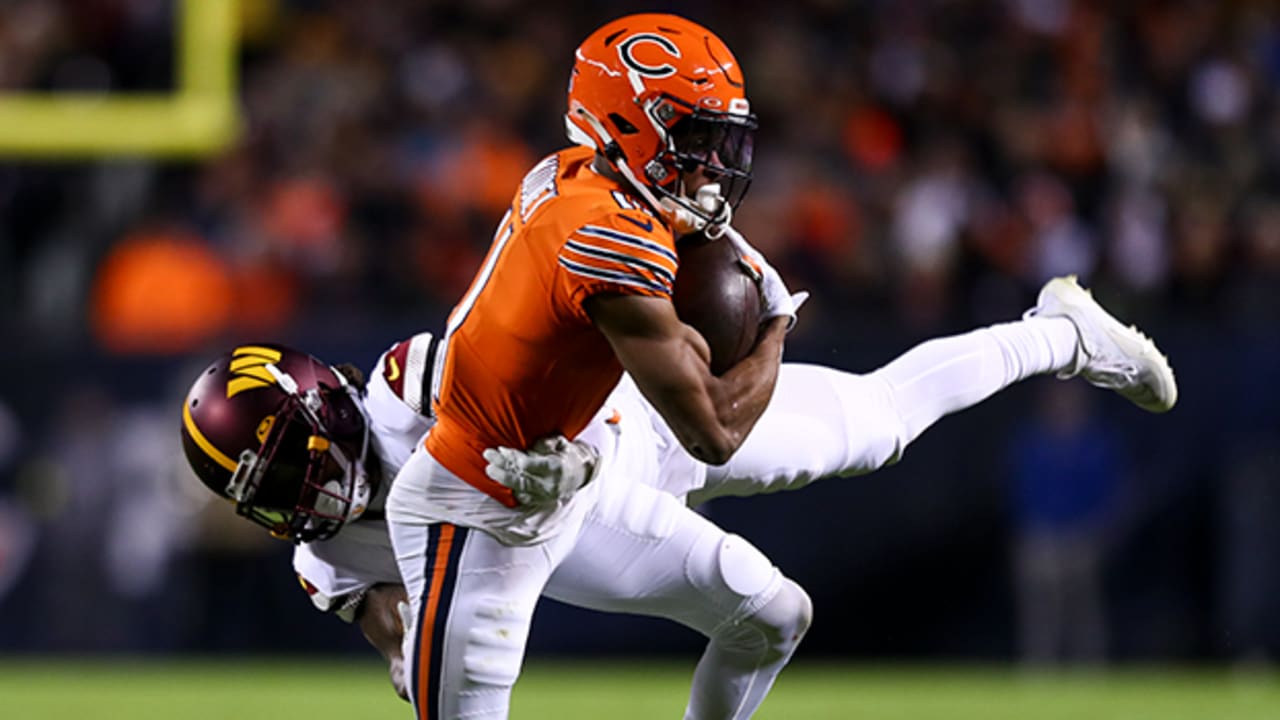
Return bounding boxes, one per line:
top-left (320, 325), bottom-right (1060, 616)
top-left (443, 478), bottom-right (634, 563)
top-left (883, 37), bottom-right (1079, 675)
top-left (355, 583), bottom-right (411, 702)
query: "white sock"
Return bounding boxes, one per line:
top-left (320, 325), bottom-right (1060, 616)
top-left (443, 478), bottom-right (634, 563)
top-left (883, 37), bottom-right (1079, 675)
top-left (872, 316), bottom-right (1078, 445)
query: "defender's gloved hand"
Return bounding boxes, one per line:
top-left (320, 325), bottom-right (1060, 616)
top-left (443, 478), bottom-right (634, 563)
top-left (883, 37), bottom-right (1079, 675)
top-left (396, 600), bottom-right (413, 634)
top-left (391, 600), bottom-right (414, 701)
top-left (483, 435), bottom-right (600, 506)
top-left (722, 225), bottom-right (805, 329)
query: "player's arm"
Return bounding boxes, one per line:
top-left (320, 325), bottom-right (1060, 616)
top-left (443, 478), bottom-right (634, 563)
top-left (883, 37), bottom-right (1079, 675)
top-left (354, 583), bottom-right (411, 702)
top-left (587, 292), bottom-right (788, 465)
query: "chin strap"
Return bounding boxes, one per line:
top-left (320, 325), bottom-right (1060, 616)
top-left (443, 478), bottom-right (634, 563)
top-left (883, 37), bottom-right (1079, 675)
top-left (660, 183), bottom-right (732, 238)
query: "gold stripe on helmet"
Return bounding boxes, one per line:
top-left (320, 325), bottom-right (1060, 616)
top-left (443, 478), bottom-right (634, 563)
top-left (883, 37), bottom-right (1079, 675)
top-left (232, 345), bottom-right (282, 361)
top-left (227, 371), bottom-right (274, 398)
top-left (227, 346), bottom-right (283, 398)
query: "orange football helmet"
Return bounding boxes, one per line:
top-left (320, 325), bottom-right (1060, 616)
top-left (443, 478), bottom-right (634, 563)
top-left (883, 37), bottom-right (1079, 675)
top-left (566, 13), bottom-right (756, 235)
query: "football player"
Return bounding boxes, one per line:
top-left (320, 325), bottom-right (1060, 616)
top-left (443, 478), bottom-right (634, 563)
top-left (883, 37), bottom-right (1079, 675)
top-left (384, 14), bottom-right (809, 720)
top-left (178, 345), bottom-right (414, 696)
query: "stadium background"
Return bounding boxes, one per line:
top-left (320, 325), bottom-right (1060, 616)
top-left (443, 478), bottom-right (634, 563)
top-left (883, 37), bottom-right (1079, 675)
top-left (0, 0), bottom-right (1277, 702)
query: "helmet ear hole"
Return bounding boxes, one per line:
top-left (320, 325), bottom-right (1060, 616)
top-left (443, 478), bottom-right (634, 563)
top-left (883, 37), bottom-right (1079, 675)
top-left (609, 113), bottom-right (639, 135)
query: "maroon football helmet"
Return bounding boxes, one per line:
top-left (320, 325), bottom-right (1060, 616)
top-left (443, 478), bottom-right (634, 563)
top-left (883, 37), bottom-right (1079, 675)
top-left (179, 344), bottom-right (372, 542)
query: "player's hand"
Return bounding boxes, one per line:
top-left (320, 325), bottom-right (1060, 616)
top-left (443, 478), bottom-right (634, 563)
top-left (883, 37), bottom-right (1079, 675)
top-left (483, 435), bottom-right (600, 506)
top-left (722, 225), bottom-right (804, 329)
top-left (391, 600), bottom-right (413, 701)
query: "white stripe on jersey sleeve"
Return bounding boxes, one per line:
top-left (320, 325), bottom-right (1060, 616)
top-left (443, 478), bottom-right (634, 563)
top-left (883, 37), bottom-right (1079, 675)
top-left (564, 240), bottom-right (675, 286)
top-left (576, 225), bottom-right (678, 265)
top-left (557, 256), bottom-right (672, 295)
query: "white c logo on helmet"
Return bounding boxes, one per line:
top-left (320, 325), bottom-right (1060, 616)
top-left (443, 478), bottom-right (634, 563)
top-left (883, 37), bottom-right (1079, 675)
top-left (618, 33), bottom-right (681, 78)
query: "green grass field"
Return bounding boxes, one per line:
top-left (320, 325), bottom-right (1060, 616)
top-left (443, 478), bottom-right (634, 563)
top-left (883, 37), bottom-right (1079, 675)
top-left (1, 658), bottom-right (1277, 719)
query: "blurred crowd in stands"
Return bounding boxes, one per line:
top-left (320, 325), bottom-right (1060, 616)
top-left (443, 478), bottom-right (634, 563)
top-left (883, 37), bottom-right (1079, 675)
top-left (0, 0), bottom-right (1277, 663)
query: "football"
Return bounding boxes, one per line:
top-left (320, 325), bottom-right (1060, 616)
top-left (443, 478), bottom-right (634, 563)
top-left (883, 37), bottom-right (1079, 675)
top-left (672, 233), bottom-right (762, 375)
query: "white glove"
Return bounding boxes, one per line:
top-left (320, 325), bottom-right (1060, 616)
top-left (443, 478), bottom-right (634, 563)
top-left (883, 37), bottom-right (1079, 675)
top-left (483, 435), bottom-right (600, 506)
top-left (391, 601), bottom-right (413, 701)
top-left (395, 600), bottom-right (413, 634)
top-left (722, 225), bottom-right (805, 329)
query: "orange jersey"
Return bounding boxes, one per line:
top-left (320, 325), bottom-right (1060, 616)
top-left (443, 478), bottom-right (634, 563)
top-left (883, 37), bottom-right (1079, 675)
top-left (425, 146), bottom-right (678, 505)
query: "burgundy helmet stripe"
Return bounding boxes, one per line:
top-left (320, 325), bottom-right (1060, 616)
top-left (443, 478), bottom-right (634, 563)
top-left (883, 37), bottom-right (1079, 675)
top-left (181, 402), bottom-right (237, 472)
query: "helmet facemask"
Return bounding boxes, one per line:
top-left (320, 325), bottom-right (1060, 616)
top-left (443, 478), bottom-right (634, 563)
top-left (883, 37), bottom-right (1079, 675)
top-left (649, 102), bottom-right (755, 231)
top-left (225, 365), bottom-right (371, 543)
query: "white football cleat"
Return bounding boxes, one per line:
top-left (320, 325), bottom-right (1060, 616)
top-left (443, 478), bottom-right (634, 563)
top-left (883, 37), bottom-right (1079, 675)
top-left (1025, 275), bottom-right (1177, 413)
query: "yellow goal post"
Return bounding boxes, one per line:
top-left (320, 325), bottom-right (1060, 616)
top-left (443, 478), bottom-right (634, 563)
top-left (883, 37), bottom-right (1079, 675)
top-left (0, 0), bottom-right (239, 158)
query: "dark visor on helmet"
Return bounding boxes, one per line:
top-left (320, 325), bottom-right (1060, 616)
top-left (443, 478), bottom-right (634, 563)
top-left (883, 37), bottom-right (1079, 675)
top-left (663, 105), bottom-right (757, 212)
top-left (669, 111), bottom-right (755, 175)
